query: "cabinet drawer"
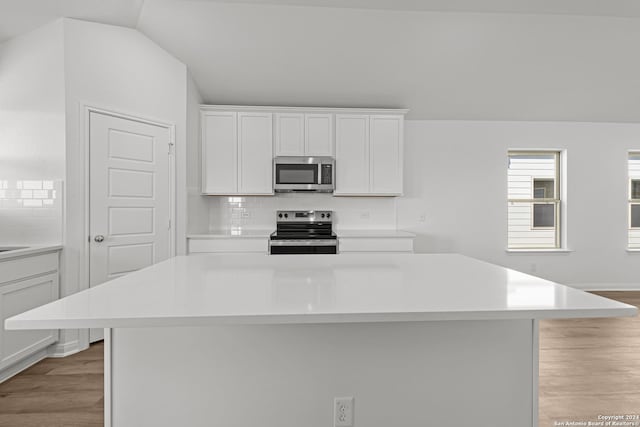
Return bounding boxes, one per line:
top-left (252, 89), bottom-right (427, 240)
top-left (0, 252), bottom-right (59, 285)
top-left (188, 238), bottom-right (268, 254)
top-left (339, 237), bottom-right (414, 253)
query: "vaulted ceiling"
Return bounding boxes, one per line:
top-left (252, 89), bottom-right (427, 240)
top-left (4, 0), bottom-right (640, 121)
top-left (0, 0), bottom-right (144, 42)
top-left (176, 0), bottom-right (640, 17)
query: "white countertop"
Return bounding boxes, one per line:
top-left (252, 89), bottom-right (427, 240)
top-left (337, 230), bottom-right (416, 238)
top-left (188, 230), bottom-right (415, 239)
top-left (0, 245), bottom-right (62, 261)
top-left (188, 230), bottom-right (272, 239)
top-left (5, 254), bottom-right (636, 330)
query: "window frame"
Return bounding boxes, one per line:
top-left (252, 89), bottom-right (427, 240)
top-left (629, 155), bottom-right (640, 233)
top-left (531, 177), bottom-right (556, 230)
top-left (508, 150), bottom-right (561, 249)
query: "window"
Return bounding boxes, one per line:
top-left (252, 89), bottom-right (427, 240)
top-left (508, 151), bottom-right (561, 249)
top-left (629, 153), bottom-right (640, 249)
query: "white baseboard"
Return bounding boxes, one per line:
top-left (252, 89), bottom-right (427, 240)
top-left (0, 340), bottom-right (89, 383)
top-left (0, 348), bottom-right (48, 383)
top-left (568, 283), bottom-right (640, 291)
top-left (47, 339), bottom-right (87, 358)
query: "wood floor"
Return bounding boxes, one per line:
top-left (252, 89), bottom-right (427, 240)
top-left (539, 291), bottom-right (640, 427)
top-left (0, 291), bottom-right (637, 427)
top-left (0, 342), bottom-right (103, 427)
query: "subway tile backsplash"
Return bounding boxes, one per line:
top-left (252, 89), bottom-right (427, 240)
top-left (0, 179), bottom-right (63, 245)
top-left (206, 194), bottom-right (397, 232)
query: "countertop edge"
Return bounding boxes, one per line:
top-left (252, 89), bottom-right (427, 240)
top-left (337, 230), bottom-right (417, 238)
top-left (7, 305), bottom-right (636, 330)
top-left (188, 232), bottom-right (272, 239)
top-left (188, 230), bottom-right (417, 239)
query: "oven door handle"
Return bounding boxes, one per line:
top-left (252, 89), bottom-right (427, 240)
top-left (269, 240), bottom-right (338, 247)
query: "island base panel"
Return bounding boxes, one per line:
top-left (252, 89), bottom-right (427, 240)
top-left (107, 320), bottom-right (536, 427)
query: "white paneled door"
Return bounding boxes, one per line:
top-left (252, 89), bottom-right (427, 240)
top-left (89, 111), bottom-right (172, 342)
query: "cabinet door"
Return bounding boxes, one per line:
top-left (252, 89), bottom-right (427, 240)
top-left (0, 273), bottom-right (59, 370)
top-left (275, 113), bottom-right (304, 156)
top-left (305, 114), bottom-right (333, 156)
top-left (202, 112), bottom-right (237, 194)
top-left (238, 112), bottom-right (273, 194)
top-left (370, 115), bottom-right (403, 195)
top-left (335, 115), bottom-right (370, 195)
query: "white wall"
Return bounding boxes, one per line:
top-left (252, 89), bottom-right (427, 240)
top-left (186, 74), bottom-right (209, 234)
top-left (62, 18), bottom-right (188, 349)
top-left (138, 1), bottom-right (640, 122)
top-left (398, 120), bottom-right (640, 288)
top-left (0, 20), bottom-right (65, 245)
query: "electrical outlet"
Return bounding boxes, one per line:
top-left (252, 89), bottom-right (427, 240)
top-left (360, 212), bottom-right (370, 220)
top-left (334, 397), bottom-right (354, 427)
top-left (418, 213), bottom-right (427, 222)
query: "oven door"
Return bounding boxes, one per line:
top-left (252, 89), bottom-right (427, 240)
top-left (273, 157), bottom-right (334, 192)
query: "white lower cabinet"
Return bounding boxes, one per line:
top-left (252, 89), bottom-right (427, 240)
top-left (188, 237), bottom-right (268, 254)
top-left (188, 234), bottom-right (414, 254)
top-left (0, 250), bottom-right (60, 381)
top-left (339, 237), bottom-right (414, 253)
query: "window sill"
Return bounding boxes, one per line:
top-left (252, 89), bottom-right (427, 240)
top-left (505, 248), bottom-right (573, 254)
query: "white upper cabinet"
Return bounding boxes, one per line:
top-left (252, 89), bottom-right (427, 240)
top-left (202, 111), bottom-right (237, 194)
top-left (370, 115), bottom-right (403, 195)
top-left (202, 106), bottom-right (405, 197)
top-left (335, 114), bottom-right (404, 196)
top-left (275, 113), bottom-right (304, 156)
top-left (238, 112), bottom-right (273, 194)
top-left (335, 115), bottom-right (370, 194)
top-left (275, 113), bottom-right (333, 157)
top-left (304, 114), bottom-right (333, 156)
top-left (202, 110), bottom-right (273, 195)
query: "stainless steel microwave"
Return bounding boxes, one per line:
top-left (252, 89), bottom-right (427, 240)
top-left (273, 156), bottom-right (335, 193)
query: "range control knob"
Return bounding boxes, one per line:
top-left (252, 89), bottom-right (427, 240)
top-left (321, 213), bottom-right (325, 218)
top-left (326, 213), bottom-right (331, 218)
top-left (278, 213), bottom-right (283, 218)
top-left (284, 213), bottom-right (288, 218)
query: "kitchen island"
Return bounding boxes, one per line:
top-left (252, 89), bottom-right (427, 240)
top-left (5, 253), bottom-right (636, 427)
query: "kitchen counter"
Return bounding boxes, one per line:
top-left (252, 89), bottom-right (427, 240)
top-left (6, 253), bottom-right (634, 330)
top-left (336, 229), bottom-right (416, 238)
top-left (0, 245), bottom-right (62, 261)
top-left (0, 245), bottom-right (61, 382)
top-left (187, 230), bottom-right (415, 239)
top-left (6, 253), bottom-right (635, 427)
top-left (187, 230), bottom-right (272, 238)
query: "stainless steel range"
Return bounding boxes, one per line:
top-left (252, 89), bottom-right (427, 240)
top-left (269, 210), bottom-right (337, 255)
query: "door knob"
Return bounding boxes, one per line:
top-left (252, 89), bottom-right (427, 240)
top-left (94, 235), bottom-right (105, 243)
